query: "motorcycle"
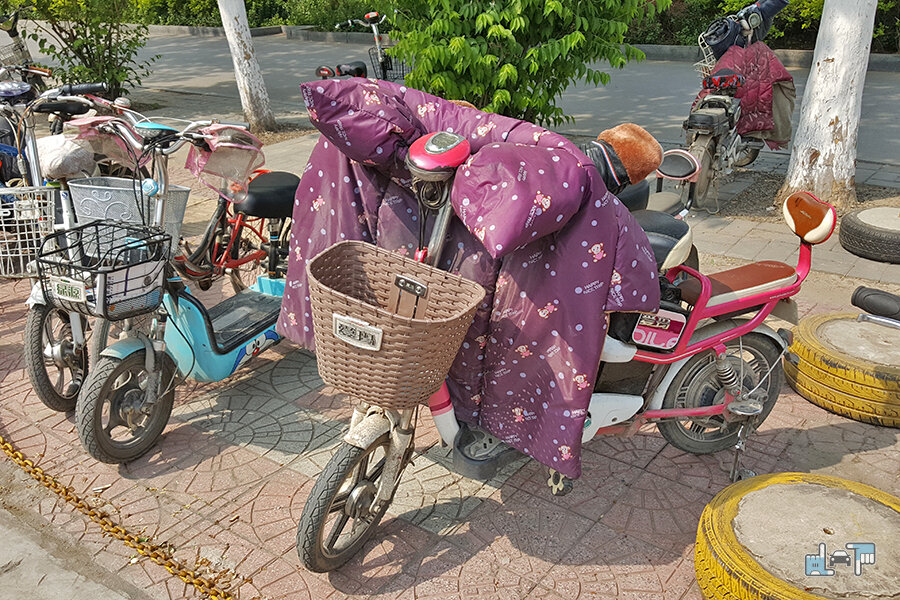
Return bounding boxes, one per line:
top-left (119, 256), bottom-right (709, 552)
top-left (295, 128), bottom-right (837, 571)
top-left (679, 0), bottom-right (792, 212)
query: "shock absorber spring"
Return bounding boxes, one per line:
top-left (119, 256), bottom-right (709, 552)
top-left (715, 354), bottom-right (741, 391)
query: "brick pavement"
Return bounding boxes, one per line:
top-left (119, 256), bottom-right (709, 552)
top-left (2, 133), bottom-right (900, 599)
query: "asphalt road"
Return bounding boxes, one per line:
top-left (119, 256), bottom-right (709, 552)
top-left (122, 33), bottom-right (900, 166)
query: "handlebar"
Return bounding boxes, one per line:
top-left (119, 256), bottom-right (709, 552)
top-left (59, 82), bottom-right (108, 95)
top-left (851, 286), bottom-right (900, 321)
top-left (334, 11), bottom-right (387, 30)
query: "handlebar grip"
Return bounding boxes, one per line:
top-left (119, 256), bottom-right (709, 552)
top-left (851, 286), bottom-right (900, 321)
top-left (218, 121), bottom-right (250, 130)
top-left (60, 82), bottom-right (109, 95)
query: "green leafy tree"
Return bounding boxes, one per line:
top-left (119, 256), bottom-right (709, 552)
top-left (6, 0), bottom-right (156, 96)
top-left (390, 0), bottom-right (671, 125)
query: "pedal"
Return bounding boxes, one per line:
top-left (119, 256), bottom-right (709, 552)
top-left (726, 398), bottom-right (764, 418)
top-left (547, 469), bottom-right (574, 496)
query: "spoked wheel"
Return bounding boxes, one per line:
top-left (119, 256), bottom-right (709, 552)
top-left (227, 227), bottom-right (266, 293)
top-left (297, 435), bottom-right (400, 572)
top-left (24, 305), bottom-right (88, 412)
top-left (658, 333), bottom-right (784, 454)
top-left (76, 350), bottom-right (175, 463)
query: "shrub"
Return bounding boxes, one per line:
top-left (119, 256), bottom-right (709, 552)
top-left (286, 0), bottom-right (399, 30)
top-left (11, 0), bottom-right (156, 96)
top-left (132, 0), bottom-right (289, 28)
top-left (390, 0), bottom-right (671, 126)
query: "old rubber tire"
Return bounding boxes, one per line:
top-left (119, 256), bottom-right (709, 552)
top-left (682, 135), bottom-right (715, 211)
top-left (839, 207), bottom-right (900, 264)
top-left (658, 333), bottom-right (784, 454)
top-left (297, 435), bottom-right (394, 572)
top-left (24, 304), bottom-right (88, 412)
top-left (785, 314), bottom-right (900, 427)
top-left (695, 472), bottom-right (900, 600)
top-left (76, 350), bottom-right (175, 464)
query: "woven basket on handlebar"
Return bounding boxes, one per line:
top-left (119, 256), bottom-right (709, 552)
top-left (308, 241), bottom-right (484, 410)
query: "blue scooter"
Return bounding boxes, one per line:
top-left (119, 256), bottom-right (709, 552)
top-left (65, 118), bottom-right (298, 463)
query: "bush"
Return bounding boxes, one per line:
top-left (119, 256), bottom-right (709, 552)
top-left (391, 0), bottom-right (671, 126)
top-left (286, 0), bottom-right (399, 30)
top-left (11, 0), bottom-right (156, 96)
top-left (132, 0), bottom-right (289, 28)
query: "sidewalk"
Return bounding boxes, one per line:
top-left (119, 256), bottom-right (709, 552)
top-left (0, 32), bottom-right (898, 600)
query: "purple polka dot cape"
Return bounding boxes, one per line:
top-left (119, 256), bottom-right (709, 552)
top-left (279, 78), bottom-right (660, 478)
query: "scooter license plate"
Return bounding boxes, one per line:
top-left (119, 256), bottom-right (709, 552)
top-left (49, 275), bottom-right (86, 303)
top-left (333, 313), bottom-right (383, 351)
top-left (631, 309), bottom-right (686, 350)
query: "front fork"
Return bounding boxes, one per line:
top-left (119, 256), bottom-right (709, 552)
top-left (344, 403), bottom-right (416, 511)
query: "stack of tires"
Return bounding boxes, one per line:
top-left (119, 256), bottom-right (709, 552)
top-left (784, 314), bottom-right (900, 428)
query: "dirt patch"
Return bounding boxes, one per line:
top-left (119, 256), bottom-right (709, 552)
top-left (718, 170), bottom-right (900, 222)
top-left (252, 120), bottom-right (318, 146)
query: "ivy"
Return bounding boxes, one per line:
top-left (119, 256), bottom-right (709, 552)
top-left (391, 0), bottom-right (671, 125)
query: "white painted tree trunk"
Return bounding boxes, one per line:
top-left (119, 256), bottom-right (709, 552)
top-left (778, 0), bottom-right (878, 210)
top-left (217, 0), bottom-right (277, 131)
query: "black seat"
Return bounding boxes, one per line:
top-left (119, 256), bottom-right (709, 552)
top-left (617, 179), bottom-right (649, 212)
top-left (239, 171), bottom-right (299, 219)
top-left (336, 61), bottom-right (367, 77)
top-left (657, 152), bottom-right (697, 179)
top-left (632, 210), bottom-right (693, 271)
top-left (33, 101), bottom-right (90, 116)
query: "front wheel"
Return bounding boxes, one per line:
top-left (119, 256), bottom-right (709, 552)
top-left (682, 135), bottom-right (715, 211)
top-left (76, 350), bottom-right (176, 464)
top-left (657, 333), bottom-right (784, 454)
top-left (24, 304), bottom-right (88, 412)
top-left (297, 435), bottom-right (396, 572)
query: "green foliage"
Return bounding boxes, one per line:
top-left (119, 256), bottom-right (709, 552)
top-left (390, 0), bottom-right (671, 126)
top-left (132, 0), bottom-right (289, 27)
top-left (286, 0), bottom-right (399, 30)
top-left (7, 0), bottom-right (157, 96)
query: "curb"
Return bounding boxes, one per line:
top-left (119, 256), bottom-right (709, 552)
top-left (634, 43), bottom-right (900, 72)
top-left (146, 24), bottom-right (282, 37)
top-left (282, 26), bottom-right (390, 45)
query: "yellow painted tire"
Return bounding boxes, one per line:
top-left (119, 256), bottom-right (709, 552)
top-left (785, 361), bottom-right (900, 427)
top-left (695, 473), bottom-right (900, 600)
top-left (789, 314), bottom-right (900, 392)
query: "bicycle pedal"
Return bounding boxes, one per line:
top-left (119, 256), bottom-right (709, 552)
top-left (726, 398), bottom-right (764, 417)
top-left (547, 469), bottom-right (574, 497)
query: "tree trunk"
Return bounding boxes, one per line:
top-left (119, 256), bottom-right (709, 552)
top-left (777, 0), bottom-right (878, 211)
top-left (217, 0), bottom-right (277, 132)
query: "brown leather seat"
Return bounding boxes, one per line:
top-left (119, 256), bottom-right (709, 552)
top-left (679, 260), bottom-right (797, 307)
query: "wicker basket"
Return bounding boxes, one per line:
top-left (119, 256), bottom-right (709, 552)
top-left (308, 241), bottom-right (484, 410)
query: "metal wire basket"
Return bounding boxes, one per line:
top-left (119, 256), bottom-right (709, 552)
top-left (67, 177), bottom-right (190, 256)
top-left (37, 220), bottom-right (171, 321)
top-left (694, 33), bottom-right (718, 78)
top-left (0, 42), bottom-right (23, 68)
top-left (0, 186), bottom-right (55, 278)
top-left (308, 241), bottom-right (484, 410)
top-left (368, 45), bottom-right (412, 82)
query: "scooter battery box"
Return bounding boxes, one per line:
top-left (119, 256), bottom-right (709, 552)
top-left (684, 108), bottom-right (729, 135)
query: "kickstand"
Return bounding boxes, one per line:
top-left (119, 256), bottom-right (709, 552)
top-left (728, 423), bottom-right (757, 483)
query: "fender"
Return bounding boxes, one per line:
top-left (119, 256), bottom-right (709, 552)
top-left (343, 412), bottom-right (392, 449)
top-left (647, 318), bottom-right (787, 410)
top-left (99, 336), bottom-right (148, 361)
top-left (26, 281), bottom-right (45, 308)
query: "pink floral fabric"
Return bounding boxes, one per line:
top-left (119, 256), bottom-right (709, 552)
top-left (279, 78), bottom-right (660, 478)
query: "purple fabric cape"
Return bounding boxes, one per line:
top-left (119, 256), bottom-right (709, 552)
top-left (278, 78), bottom-right (660, 478)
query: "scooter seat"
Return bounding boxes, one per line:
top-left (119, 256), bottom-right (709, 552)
top-left (678, 261), bottom-right (797, 308)
top-left (632, 210), bottom-right (693, 271)
top-left (239, 171), bottom-right (300, 219)
top-left (646, 191), bottom-right (684, 216)
top-left (657, 150), bottom-right (699, 180)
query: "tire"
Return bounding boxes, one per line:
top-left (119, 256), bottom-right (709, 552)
top-left (785, 313), bottom-right (900, 427)
top-left (658, 333), bottom-right (784, 454)
top-left (76, 350), bottom-right (176, 464)
top-left (695, 472), bottom-right (900, 600)
top-left (24, 304), bottom-right (88, 412)
top-left (297, 435), bottom-right (396, 572)
top-left (733, 145), bottom-right (760, 168)
top-left (682, 135), bottom-right (714, 211)
top-left (839, 207), bottom-right (900, 264)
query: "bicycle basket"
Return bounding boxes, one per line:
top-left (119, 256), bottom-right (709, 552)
top-left (308, 241), bottom-right (484, 410)
top-left (0, 43), bottom-right (21, 69)
top-left (185, 124), bottom-right (264, 198)
top-left (67, 177), bottom-right (190, 255)
top-left (368, 46), bottom-right (412, 82)
top-left (0, 186), bottom-right (55, 278)
top-left (37, 220), bottom-right (170, 321)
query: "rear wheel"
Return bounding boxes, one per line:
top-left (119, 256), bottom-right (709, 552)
top-left (658, 333), bottom-right (783, 454)
top-left (76, 350), bottom-right (176, 463)
top-left (297, 435), bottom-right (398, 572)
top-left (24, 304), bottom-right (87, 412)
top-left (682, 135), bottom-right (715, 211)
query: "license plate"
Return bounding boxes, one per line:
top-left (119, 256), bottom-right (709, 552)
top-left (632, 309), bottom-right (686, 350)
top-left (333, 313), bottom-right (383, 351)
top-left (49, 275), bottom-right (86, 303)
